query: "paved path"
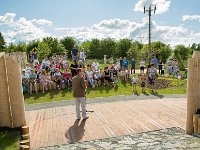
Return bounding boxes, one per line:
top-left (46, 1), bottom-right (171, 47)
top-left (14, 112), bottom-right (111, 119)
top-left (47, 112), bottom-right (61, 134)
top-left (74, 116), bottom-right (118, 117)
top-left (25, 94), bottom-right (186, 111)
top-left (26, 97), bottom-right (187, 149)
top-left (38, 127), bottom-right (200, 150)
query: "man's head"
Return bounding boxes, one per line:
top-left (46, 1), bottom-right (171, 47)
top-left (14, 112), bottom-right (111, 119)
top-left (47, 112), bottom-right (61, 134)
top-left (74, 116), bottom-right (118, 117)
top-left (22, 69), bottom-right (26, 75)
top-left (76, 68), bottom-right (83, 76)
top-left (30, 69), bottom-right (34, 74)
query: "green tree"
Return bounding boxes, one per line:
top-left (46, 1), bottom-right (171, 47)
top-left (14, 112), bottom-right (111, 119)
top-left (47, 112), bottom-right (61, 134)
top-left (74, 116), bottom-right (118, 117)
top-left (100, 38), bottom-right (116, 58)
top-left (127, 41), bottom-right (142, 62)
top-left (60, 37), bottom-right (77, 57)
top-left (89, 39), bottom-right (101, 58)
top-left (4, 43), bottom-right (16, 53)
top-left (42, 37), bottom-right (66, 55)
top-left (0, 32), bottom-right (6, 52)
top-left (173, 45), bottom-right (192, 70)
top-left (116, 38), bottom-right (132, 57)
top-left (37, 42), bottom-right (51, 61)
top-left (26, 40), bottom-right (40, 53)
top-left (14, 42), bottom-right (27, 52)
top-left (151, 41), bottom-right (172, 63)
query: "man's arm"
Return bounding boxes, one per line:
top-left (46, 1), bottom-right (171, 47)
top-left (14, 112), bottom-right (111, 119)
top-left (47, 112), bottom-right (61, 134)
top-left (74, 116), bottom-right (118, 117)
top-left (80, 77), bottom-right (86, 90)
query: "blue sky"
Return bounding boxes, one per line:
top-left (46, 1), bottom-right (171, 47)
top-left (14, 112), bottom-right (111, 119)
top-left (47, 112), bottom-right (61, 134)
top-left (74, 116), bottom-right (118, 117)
top-left (0, 0), bottom-right (200, 46)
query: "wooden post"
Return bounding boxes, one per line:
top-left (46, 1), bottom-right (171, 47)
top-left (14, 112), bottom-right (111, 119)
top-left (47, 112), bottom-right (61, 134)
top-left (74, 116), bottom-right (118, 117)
top-left (198, 118), bottom-right (200, 134)
top-left (186, 51), bottom-right (200, 134)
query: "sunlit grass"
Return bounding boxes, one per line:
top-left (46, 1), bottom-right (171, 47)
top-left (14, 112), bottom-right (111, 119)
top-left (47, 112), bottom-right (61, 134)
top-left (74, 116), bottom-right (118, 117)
top-left (24, 76), bottom-right (187, 105)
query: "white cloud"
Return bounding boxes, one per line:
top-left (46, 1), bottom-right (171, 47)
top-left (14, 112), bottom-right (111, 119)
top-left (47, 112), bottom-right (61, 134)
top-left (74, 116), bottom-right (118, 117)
top-left (1, 12), bottom-right (199, 47)
top-left (0, 13), bottom-right (16, 24)
top-left (32, 19), bottom-right (53, 26)
top-left (182, 15), bottom-right (200, 22)
top-left (2, 15), bottom-right (51, 43)
top-left (134, 0), bottom-right (171, 14)
top-left (54, 18), bottom-right (199, 46)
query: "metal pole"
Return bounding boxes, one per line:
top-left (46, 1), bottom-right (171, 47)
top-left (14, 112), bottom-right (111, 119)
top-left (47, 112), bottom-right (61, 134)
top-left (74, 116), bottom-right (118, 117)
top-left (144, 5), bottom-right (156, 65)
top-left (149, 7), bottom-right (151, 65)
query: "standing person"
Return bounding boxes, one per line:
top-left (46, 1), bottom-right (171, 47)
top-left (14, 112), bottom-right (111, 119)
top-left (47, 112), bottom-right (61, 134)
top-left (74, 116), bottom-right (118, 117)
top-left (140, 59), bottom-right (145, 74)
top-left (104, 55), bottom-right (107, 68)
top-left (115, 60), bottom-right (121, 72)
top-left (141, 74), bottom-right (146, 93)
top-left (151, 56), bottom-right (158, 68)
top-left (33, 50), bottom-right (38, 66)
top-left (71, 47), bottom-right (78, 61)
top-left (161, 62), bottom-right (165, 76)
top-left (131, 74), bottom-right (138, 93)
top-left (148, 64), bottom-right (158, 92)
top-left (119, 57), bottom-right (123, 71)
top-left (70, 60), bottom-right (78, 77)
top-left (28, 51), bottom-right (34, 64)
top-left (166, 59), bottom-right (173, 76)
top-left (80, 48), bottom-right (86, 63)
top-left (158, 61), bottom-right (162, 75)
top-left (123, 57), bottom-right (129, 70)
top-left (109, 57), bottom-right (114, 64)
top-left (131, 58), bottom-right (136, 74)
top-left (72, 68), bottom-right (89, 120)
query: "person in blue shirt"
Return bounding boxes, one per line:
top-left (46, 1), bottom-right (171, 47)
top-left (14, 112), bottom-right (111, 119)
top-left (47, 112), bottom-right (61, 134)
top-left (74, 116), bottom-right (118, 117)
top-left (131, 58), bottom-right (136, 74)
top-left (71, 47), bottom-right (78, 61)
top-left (123, 57), bottom-right (129, 70)
top-left (151, 56), bottom-right (158, 68)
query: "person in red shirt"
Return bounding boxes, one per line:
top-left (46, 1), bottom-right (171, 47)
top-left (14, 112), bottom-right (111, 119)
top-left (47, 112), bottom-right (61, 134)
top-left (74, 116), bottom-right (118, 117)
top-left (55, 62), bottom-right (61, 70)
top-left (35, 62), bottom-right (41, 73)
top-left (63, 69), bottom-right (72, 89)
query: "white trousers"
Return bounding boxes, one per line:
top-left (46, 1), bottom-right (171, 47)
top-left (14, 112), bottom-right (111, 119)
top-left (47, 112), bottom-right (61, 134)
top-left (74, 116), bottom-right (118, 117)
top-left (75, 97), bottom-right (87, 119)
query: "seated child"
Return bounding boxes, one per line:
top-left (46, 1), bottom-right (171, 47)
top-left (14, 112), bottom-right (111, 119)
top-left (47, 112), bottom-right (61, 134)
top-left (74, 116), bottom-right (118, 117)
top-left (63, 69), bottom-right (72, 89)
top-left (94, 70), bottom-right (100, 86)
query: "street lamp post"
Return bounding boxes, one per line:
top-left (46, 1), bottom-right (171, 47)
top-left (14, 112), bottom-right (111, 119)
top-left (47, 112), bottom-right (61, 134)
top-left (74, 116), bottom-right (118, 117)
top-left (144, 5), bottom-right (156, 65)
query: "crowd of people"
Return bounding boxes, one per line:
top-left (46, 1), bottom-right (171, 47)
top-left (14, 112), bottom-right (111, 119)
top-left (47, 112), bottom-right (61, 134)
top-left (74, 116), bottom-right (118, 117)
top-left (21, 47), bottom-right (187, 94)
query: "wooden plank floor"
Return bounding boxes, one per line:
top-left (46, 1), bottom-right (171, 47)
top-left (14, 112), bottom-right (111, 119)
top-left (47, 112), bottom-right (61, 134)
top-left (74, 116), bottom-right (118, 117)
top-left (26, 98), bottom-right (187, 149)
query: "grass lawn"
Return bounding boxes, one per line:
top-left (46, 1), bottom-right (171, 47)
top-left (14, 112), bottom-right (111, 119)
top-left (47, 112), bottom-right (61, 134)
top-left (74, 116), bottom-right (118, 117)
top-left (0, 128), bottom-right (21, 150)
top-left (24, 76), bottom-right (187, 105)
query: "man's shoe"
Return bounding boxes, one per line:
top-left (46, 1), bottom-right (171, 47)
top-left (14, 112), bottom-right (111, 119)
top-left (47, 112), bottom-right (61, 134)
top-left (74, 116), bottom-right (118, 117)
top-left (83, 116), bottom-right (89, 120)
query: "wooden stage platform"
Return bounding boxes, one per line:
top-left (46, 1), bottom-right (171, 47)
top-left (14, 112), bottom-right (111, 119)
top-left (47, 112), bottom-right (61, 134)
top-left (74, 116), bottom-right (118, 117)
top-left (26, 98), bottom-right (186, 149)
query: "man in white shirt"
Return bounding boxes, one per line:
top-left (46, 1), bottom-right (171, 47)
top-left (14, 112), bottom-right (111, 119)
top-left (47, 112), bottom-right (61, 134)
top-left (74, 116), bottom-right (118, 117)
top-left (80, 48), bottom-right (86, 63)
